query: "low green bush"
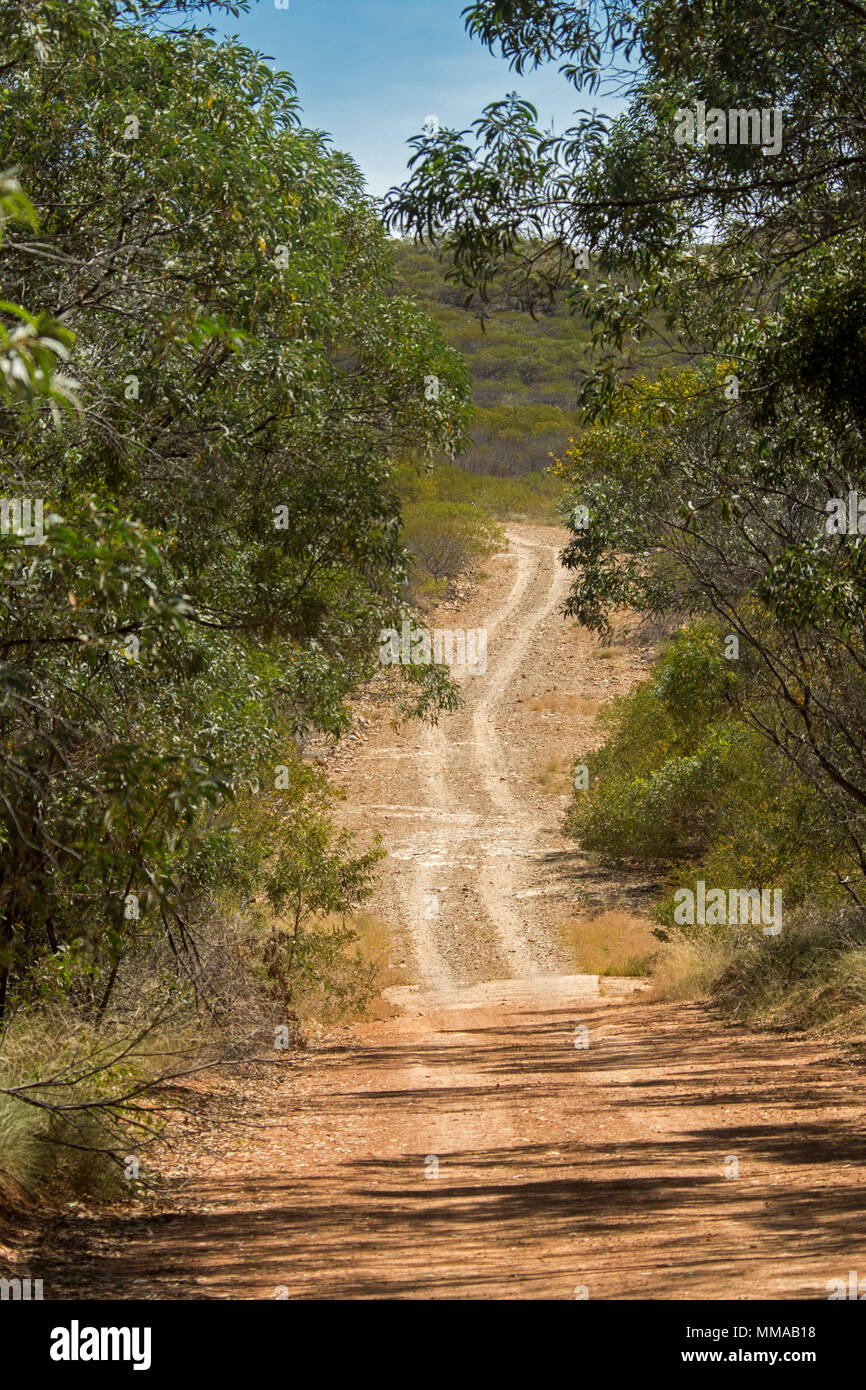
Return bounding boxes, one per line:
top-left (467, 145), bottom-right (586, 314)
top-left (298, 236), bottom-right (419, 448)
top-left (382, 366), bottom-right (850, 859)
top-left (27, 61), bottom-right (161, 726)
top-left (401, 499), bottom-right (504, 600)
top-left (567, 618), bottom-right (866, 1032)
top-left (397, 460), bottom-right (562, 523)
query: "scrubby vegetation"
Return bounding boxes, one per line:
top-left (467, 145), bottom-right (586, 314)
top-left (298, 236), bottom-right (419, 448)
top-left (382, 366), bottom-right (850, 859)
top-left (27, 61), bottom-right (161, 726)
top-left (393, 243), bottom-right (588, 478)
top-left (393, 242), bottom-right (666, 481)
top-left (567, 622), bottom-right (840, 909)
top-left (396, 458), bottom-right (560, 522)
top-left (567, 625), bottom-right (856, 1017)
top-left (400, 499), bottom-right (503, 604)
top-left (0, 0), bottom-right (471, 1199)
top-left (565, 625), bottom-right (866, 1030)
top-left (389, 1), bottom-right (866, 1036)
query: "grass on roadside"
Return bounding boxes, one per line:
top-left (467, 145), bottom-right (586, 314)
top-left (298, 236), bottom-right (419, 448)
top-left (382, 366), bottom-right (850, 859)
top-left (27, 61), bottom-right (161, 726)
top-left (650, 908), bottom-right (866, 1037)
top-left (557, 910), bottom-right (660, 977)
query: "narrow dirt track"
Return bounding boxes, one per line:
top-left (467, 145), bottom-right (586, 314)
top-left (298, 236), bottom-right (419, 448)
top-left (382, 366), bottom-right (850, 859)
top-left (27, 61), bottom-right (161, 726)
top-left (35, 525), bottom-right (866, 1300)
top-left (392, 528), bottom-right (573, 984)
top-left (334, 523), bottom-right (650, 986)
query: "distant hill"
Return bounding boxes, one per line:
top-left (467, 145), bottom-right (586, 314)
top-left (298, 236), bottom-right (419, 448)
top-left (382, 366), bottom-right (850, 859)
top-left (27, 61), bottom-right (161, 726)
top-left (393, 242), bottom-right (591, 477)
top-left (393, 242), bottom-right (675, 480)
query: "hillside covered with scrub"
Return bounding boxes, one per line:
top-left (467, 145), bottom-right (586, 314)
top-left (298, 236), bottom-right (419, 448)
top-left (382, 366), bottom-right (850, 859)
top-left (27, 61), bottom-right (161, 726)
top-left (393, 241), bottom-right (672, 482)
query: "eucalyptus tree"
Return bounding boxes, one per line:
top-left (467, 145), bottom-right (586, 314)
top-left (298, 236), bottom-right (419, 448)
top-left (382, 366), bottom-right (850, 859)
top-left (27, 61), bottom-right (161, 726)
top-left (0, 0), bottom-right (469, 1017)
top-left (388, 0), bottom-right (866, 895)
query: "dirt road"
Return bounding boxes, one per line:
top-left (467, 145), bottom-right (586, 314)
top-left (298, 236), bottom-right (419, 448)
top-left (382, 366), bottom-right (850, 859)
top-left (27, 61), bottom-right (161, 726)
top-left (333, 523), bottom-right (657, 986)
top-left (33, 526), bottom-right (866, 1299)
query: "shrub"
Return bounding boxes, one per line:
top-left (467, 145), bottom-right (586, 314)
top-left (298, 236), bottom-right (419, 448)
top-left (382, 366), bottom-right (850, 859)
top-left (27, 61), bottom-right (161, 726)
top-left (567, 620), bottom-right (845, 911)
top-left (709, 908), bottom-right (866, 1033)
top-left (401, 499), bottom-right (503, 600)
top-left (396, 460), bottom-right (562, 522)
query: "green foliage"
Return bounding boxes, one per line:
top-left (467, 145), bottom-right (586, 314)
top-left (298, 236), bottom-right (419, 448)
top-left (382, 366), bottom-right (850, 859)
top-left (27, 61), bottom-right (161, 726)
top-left (567, 624), bottom-right (735, 861)
top-left (390, 2), bottom-right (866, 341)
top-left (567, 623), bottom-right (846, 915)
top-left (0, 0), bottom-right (470, 1030)
top-left (401, 499), bottom-right (503, 601)
top-left (0, 170), bottom-right (80, 412)
top-left (555, 342), bottom-right (866, 894)
top-left (396, 458), bottom-right (560, 522)
top-left (240, 761), bottom-right (385, 1011)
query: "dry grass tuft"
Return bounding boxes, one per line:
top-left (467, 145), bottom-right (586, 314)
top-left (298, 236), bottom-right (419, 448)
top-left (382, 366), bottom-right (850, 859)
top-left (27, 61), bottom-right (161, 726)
top-left (557, 909), bottom-right (659, 977)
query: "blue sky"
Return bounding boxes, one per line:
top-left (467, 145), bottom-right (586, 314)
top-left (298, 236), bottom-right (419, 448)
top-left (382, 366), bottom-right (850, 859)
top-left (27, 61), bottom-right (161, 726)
top-left (212, 0), bottom-right (616, 197)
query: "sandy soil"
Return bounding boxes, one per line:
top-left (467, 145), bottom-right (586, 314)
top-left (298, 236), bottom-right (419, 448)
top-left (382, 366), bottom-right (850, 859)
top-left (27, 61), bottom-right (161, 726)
top-left (19, 525), bottom-right (866, 1300)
